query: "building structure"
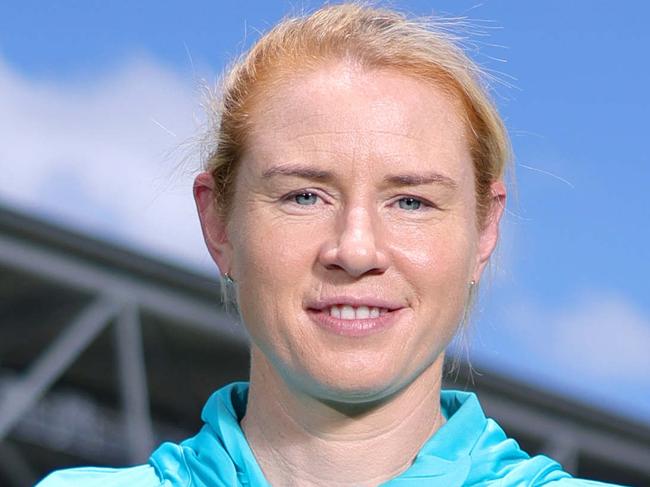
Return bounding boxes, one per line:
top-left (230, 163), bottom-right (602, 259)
top-left (0, 204), bottom-right (648, 486)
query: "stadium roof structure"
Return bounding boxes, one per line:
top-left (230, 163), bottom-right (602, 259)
top-left (0, 204), bottom-right (648, 486)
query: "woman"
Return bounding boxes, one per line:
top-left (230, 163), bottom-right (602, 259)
top-left (38, 4), bottom-right (620, 486)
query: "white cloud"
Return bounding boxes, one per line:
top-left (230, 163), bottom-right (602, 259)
top-left (0, 55), bottom-right (215, 271)
top-left (549, 293), bottom-right (650, 381)
top-left (491, 291), bottom-right (650, 417)
top-left (456, 288), bottom-right (650, 423)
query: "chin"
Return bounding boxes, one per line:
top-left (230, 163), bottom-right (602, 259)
top-left (297, 354), bottom-right (410, 405)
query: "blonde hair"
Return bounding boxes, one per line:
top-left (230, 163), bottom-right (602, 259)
top-left (203, 2), bottom-right (510, 306)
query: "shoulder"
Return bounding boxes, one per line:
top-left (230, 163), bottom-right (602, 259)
top-left (541, 479), bottom-right (625, 486)
top-left (35, 464), bottom-right (165, 487)
top-left (464, 414), bottom-right (623, 486)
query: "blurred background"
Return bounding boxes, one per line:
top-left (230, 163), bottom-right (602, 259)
top-left (0, 1), bottom-right (648, 485)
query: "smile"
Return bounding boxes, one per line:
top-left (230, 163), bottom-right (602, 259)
top-left (306, 300), bottom-right (404, 337)
top-left (327, 305), bottom-right (388, 319)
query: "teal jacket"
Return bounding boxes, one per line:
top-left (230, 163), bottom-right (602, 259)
top-left (36, 382), bottom-right (619, 486)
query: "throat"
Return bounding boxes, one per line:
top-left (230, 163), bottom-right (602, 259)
top-left (242, 349), bottom-right (446, 486)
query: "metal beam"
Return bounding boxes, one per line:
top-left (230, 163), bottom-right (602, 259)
top-left (542, 434), bottom-right (579, 475)
top-left (115, 303), bottom-right (155, 463)
top-left (478, 390), bottom-right (650, 475)
top-left (0, 374), bottom-right (188, 464)
top-left (0, 233), bottom-right (244, 342)
top-left (0, 297), bottom-right (118, 440)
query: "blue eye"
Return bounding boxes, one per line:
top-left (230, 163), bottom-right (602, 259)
top-left (294, 192), bottom-right (318, 205)
top-left (398, 197), bottom-right (422, 210)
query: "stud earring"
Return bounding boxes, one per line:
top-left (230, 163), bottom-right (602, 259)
top-left (469, 280), bottom-right (476, 287)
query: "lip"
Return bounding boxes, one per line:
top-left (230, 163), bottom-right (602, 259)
top-left (306, 296), bottom-right (404, 311)
top-left (305, 307), bottom-right (406, 337)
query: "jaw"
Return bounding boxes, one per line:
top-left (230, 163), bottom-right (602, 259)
top-left (255, 307), bottom-right (442, 403)
top-left (249, 341), bottom-right (447, 417)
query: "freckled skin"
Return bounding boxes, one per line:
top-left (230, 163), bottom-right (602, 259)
top-left (194, 61), bottom-right (505, 485)
top-left (214, 62), bottom-right (491, 403)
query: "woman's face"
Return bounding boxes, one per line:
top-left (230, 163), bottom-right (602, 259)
top-left (200, 62), bottom-right (503, 403)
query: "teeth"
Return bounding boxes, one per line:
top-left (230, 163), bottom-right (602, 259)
top-left (356, 306), bottom-right (370, 319)
top-left (328, 305), bottom-right (384, 320)
top-left (340, 305), bottom-right (355, 320)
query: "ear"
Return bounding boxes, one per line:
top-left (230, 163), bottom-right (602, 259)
top-left (472, 180), bottom-right (506, 282)
top-left (193, 171), bottom-right (234, 276)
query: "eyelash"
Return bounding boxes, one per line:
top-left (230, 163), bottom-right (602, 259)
top-left (283, 190), bottom-right (324, 206)
top-left (394, 196), bottom-right (429, 211)
top-left (282, 190), bottom-right (437, 211)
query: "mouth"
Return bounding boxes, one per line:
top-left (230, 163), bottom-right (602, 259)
top-left (305, 301), bottom-right (405, 337)
top-left (324, 304), bottom-right (389, 319)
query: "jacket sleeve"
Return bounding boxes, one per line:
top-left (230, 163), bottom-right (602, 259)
top-left (34, 464), bottom-right (167, 487)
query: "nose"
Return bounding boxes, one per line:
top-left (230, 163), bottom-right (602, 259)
top-left (319, 206), bottom-right (390, 277)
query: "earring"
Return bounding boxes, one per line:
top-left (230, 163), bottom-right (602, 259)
top-left (469, 280), bottom-right (476, 287)
top-left (224, 272), bottom-right (235, 285)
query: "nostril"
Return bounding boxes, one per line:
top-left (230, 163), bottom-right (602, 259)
top-left (324, 263), bottom-right (345, 272)
top-left (365, 267), bottom-right (385, 276)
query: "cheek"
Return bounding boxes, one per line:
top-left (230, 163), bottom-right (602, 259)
top-left (387, 220), bottom-right (477, 285)
top-left (393, 225), bottom-right (476, 351)
top-left (229, 210), bottom-right (322, 328)
top-left (234, 212), bottom-right (308, 281)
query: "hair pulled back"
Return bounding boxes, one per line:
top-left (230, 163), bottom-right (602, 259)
top-left (203, 2), bottom-right (510, 229)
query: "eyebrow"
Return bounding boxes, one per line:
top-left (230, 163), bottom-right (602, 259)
top-left (261, 164), bottom-right (457, 189)
top-left (262, 164), bottom-right (334, 182)
top-left (384, 171), bottom-right (457, 190)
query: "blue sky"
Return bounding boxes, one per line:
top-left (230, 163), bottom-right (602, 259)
top-left (1, 1), bottom-right (648, 423)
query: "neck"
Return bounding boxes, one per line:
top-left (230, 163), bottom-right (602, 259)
top-left (241, 347), bottom-right (446, 487)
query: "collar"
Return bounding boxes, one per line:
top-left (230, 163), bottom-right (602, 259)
top-left (150, 382), bottom-right (566, 486)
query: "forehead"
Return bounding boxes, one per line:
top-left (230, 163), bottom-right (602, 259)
top-left (244, 62), bottom-right (472, 178)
